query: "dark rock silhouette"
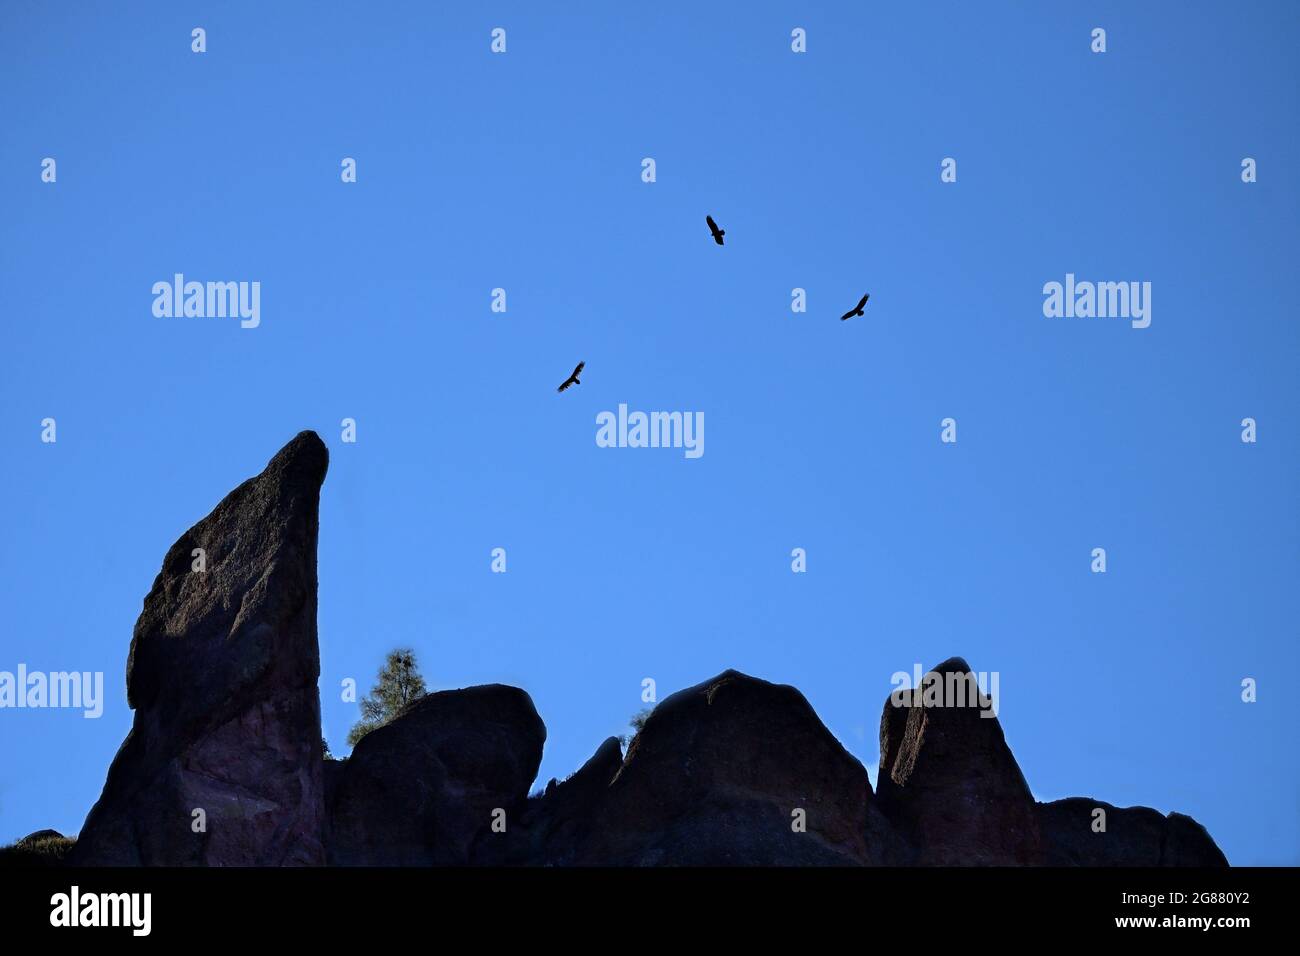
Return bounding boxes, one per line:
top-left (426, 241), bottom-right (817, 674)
top-left (69, 431), bottom-right (330, 865)
top-left (17, 828), bottom-right (65, 844)
top-left (327, 685), bottom-right (545, 865)
top-left (0, 829), bottom-right (74, 867)
top-left (474, 735), bottom-right (625, 866)
top-left (1038, 798), bottom-right (1228, 866)
top-left (564, 671), bottom-right (892, 865)
top-left (44, 432), bottom-right (1228, 868)
top-left (876, 657), bottom-right (1042, 865)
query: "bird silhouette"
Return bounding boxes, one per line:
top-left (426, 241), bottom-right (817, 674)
top-left (706, 215), bottom-right (725, 246)
top-left (840, 293), bottom-right (870, 321)
top-left (557, 361), bottom-right (585, 393)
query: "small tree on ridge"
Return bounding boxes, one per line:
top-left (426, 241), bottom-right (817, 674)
top-left (347, 648), bottom-right (427, 748)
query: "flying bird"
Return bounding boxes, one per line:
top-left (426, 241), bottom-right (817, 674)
top-left (840, 293), bottom-right (870, 321)
top-left (557, 361), bottom-right (585, 393)
top-left (706, 215), bottom-right (725, 246)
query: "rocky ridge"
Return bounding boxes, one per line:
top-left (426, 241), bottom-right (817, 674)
top-left (50, 433), bottom-right (1227, 867)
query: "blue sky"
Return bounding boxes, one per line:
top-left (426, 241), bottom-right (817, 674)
top-left (1, 2), bottom-right (1296, 866)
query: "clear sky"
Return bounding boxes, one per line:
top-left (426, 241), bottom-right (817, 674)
top-left (1, 2), bottom-right (1296, 866)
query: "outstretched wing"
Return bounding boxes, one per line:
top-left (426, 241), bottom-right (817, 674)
top-left (558, 361), bottom-right (584, 392)
top-left (706, 215), bottom-right (718, 232)
top-left (841, 293), bottom-right (869, 319)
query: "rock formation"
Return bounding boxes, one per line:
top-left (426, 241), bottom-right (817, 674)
top-left (70, 431), bottom-right (329, 865)
top-left (472, 735), bottom-right (626, 866)
top-left (876, 656), bottom-right (1041, 864)
top-left (327, 684), bottom-right (545, 865)
top-left (1038, 798), bottom-right (1228, 866)
top-left (569, 670), bottom-right (892, 865)
top-left (479, 671), bottom-right (901, 866)
top-left (47, 431), bottom-right (1228, 868)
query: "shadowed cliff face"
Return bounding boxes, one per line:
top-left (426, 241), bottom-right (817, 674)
top-left (1037, 798), bottom-right (1228, 867)
top-left (568, 670), bottom-right (894, 865)
top-left (327, 684), bottom-right (546, 866)
top-left (876, 657), bottom-right (1042, 865)
top-left (468, 662), bottom-right (1224, 867)
top-left (58, 432), bottom-right (1228, 868)
top-left (70, 432), bottom-right (329, 866)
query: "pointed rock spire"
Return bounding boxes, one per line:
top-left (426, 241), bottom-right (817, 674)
top-left (71, 431), bottom-right (330, 865)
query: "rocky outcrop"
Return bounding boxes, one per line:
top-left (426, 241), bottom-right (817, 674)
top-left (473, 735), bottom-right (626, 866)
top-left (0, 829), bottom-right (75, 867)
top-left (70, 432), bottom-right (330, 865)
top-left (468, 663), bottom-right (1228, 867)
top-left (15, 828), bottom-right (66, 844)
top-left (327, 685), bottom-right (545, 865)
top-left (1038, 798), bottom-right (1229, 866)
top-left (873, 658), bottom-right (1230, 867)
top-left (876, 657), bottom-right (1041, 865)
top-left (564, 670), bottom-right (891, 865)
top-left (46, 432), bottom-right (1229, 868)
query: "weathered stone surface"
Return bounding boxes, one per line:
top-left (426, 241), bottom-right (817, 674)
top-left (876, 657), bottom-right (1041, 865)
top-left (569, 670), bottom-right (886, 865)
top-left (327, 684), bottom-right (545, 865)
top-left (70, 432), bottom-right (329, 865)
top-left (1038, 798), bottom-right (1228, 866)
top-left (473, 735), bottom-right (625, 866)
